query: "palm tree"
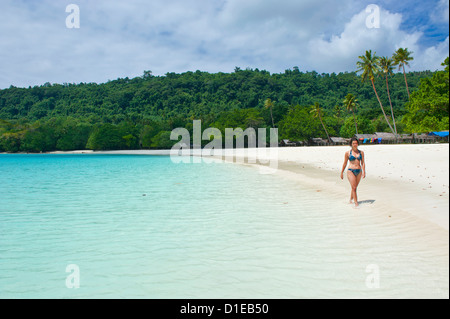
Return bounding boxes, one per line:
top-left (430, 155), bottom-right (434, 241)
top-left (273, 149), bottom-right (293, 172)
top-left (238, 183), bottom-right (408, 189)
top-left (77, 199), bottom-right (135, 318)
top-left (343, 93), bottom-right (359, 135)
top-left (393, 48), bottom-right (414, 100)
top-left (379, 56), bottom-right (397, 136)
top-left (310, 102), bottom-right (331, 143)
top-left (333, 104), bottom-right (345, 128)
top-left (334, 104), bottom-right (343, 119)
top-left (356, 50), bottom-right (396, 135)
top-left (264, 98), bottom-right (275, 128)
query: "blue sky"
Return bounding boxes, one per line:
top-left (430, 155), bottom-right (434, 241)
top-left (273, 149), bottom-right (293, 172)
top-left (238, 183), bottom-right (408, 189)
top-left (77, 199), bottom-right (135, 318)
top-left (0, 0), bottom-right (448, 89)
top-left (373, 0), bottom-right (449, 44)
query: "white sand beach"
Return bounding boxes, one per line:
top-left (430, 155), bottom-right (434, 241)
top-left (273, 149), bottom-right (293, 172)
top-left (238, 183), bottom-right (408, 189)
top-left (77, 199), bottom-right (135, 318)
top-left (210, 144), bottom-right (450, 229)
top-left (201, 143), bottom-right (449, 298)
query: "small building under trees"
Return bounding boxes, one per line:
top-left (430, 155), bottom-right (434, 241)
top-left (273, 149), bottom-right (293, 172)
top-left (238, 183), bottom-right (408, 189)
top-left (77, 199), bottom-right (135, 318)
top-left (330, 137), bottom-right (349, 145)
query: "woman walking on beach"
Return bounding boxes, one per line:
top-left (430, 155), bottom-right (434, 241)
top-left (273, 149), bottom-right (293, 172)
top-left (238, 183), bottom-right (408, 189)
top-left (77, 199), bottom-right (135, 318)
top-left (341, 137), bottom-right (365, 207)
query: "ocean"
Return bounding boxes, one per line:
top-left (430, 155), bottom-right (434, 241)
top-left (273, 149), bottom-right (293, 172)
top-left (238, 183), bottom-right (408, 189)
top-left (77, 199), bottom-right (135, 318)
top-left (0, 154), bottom-right (447, 298)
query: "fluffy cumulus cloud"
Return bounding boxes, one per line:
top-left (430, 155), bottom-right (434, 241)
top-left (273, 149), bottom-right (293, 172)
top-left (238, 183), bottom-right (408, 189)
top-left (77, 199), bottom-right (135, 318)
top-left (308, 6), bottom-right (449, 73)
top-left (0, 0), bottom-right (448, 88)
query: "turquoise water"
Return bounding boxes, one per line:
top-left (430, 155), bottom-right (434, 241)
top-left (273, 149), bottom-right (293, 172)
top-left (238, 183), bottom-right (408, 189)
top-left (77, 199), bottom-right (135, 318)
top-left (0, 154), bottom-right (448, 298)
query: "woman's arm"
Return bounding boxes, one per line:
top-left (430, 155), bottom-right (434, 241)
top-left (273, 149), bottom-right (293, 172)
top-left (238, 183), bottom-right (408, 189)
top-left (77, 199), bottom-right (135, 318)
top-left (361, 151), bottom-right (366, 178)
top-left (340, 151), bottom-right (348, 180)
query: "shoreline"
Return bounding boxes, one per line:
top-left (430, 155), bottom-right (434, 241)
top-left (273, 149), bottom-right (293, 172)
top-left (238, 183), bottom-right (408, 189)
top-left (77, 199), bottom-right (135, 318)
top-left (204, 144), bottom-right (449, 231)
top-left (2, 145), bottom-right (449, 230)
top-left (123, 145), bottom-right (446, 233)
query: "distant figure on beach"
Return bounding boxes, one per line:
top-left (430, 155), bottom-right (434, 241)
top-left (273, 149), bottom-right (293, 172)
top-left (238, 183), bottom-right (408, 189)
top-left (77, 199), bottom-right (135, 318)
top-left (340, 137), bottom-right (366, 207)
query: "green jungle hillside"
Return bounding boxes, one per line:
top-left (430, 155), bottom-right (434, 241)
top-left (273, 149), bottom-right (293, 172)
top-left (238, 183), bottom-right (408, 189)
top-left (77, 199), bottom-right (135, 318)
top-left (1, 56), bottom-right (448, 152)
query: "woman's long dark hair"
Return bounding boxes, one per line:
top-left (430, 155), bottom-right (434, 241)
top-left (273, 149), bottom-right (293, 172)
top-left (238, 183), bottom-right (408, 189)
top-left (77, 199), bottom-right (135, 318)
top-left (349, 137), bottom-right (359, 146)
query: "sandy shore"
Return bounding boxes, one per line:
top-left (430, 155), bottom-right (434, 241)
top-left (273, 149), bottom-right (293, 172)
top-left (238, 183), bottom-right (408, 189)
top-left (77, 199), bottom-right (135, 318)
top-left (204, 144), bottom-right (450, 231)
top-left (202, 143), bottom-right (449, 298)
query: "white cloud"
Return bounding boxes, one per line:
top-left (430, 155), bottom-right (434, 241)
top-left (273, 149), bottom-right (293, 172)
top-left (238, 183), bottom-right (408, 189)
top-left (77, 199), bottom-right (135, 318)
top-left (430, 0), bottom-right (449, 24)
top-left (0, 0), bottom-right (448, 89)
top-left (413, 36), bottom-right (450, 71)
top-left (306, 6), bottom-right (448, 73)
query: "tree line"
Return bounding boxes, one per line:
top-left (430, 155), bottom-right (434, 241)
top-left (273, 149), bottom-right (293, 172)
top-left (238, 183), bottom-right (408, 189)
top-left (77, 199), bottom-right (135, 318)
top-left (0, 53), bottom-right (448, 152)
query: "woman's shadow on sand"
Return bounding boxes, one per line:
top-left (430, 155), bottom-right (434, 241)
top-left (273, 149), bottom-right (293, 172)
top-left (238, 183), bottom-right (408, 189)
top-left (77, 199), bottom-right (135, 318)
top-left (358, 200), bottom-right (376, 205)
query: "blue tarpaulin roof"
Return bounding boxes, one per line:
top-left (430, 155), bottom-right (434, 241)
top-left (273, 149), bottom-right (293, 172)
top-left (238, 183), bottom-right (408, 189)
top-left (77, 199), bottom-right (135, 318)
top-left (429, 131), bottom-right (449, 137)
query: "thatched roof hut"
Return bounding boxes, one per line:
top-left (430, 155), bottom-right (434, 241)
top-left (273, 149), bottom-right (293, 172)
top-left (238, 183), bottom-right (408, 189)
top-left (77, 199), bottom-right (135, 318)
top-left (311, 138), bottom-right (329, 146)
top-left (279, 139), bottom-right (297, 147)
top-left (413, 133), bottom-right (438, 143)
top-left (375, 132), bottom-right (397, 141)
top-left (330, 137), bottom-right (349, 145)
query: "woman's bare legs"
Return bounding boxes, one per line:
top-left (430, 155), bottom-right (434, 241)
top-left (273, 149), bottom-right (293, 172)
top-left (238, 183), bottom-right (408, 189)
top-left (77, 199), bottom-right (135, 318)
top-left (347, 171), bottom-right (363, 207)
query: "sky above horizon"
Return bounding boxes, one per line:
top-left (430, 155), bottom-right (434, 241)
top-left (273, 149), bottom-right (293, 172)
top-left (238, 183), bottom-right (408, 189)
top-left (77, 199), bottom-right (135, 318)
top-left (0, 0), bottom-right (448, 89)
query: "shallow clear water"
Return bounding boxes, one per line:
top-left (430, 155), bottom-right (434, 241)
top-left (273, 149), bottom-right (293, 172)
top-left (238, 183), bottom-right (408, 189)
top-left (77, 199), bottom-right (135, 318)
top-left (0, 154), bottom-right (448, 298)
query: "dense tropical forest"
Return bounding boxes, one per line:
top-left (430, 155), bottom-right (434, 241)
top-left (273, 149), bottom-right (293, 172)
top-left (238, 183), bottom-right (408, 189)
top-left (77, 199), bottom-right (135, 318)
top-left (0, 51), bottom-right (448, 152)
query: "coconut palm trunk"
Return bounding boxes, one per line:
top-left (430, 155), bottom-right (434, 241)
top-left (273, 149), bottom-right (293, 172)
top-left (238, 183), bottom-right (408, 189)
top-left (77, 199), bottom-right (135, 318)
top-left (270, 106), bottom-right (274, 128)
top-left (319, 112), bottom-right (331, 143)
top-left (343, 93), bottom-right (359, 135)
top-left (402, 64), bottom-right (411, 100)
top-left (264, 98), bottom-right (275, 128)
top-left (370, 78), bottom-right (396, 135)
top-left (385, 75), bottom-right (397, 135)
top-left (379, 56), bottom-right (398, 141)
top-left (311, 102), bottom-right (331, 143)
top-left (352, 109), bottom-right (358, 135)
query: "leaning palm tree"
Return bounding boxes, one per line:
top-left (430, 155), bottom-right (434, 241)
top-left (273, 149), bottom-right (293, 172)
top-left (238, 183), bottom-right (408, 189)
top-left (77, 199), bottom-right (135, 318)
top-left (393, 48), bottom-right (414, 100)
top-left (310, 102), bottom-right (331, 143)
top-left (343, 93), bottom-right (359, 135)
top-left (356, 50), bottom-right (396, 135)
top-left (379, 56), bottom-right (397, 136)
top-left (264, 98), bottom-right (275, 128)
